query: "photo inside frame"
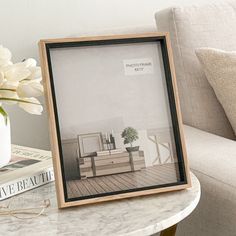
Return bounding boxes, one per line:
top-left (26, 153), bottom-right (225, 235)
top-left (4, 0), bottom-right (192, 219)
top-left (47, 39), bottom-right (186, 202)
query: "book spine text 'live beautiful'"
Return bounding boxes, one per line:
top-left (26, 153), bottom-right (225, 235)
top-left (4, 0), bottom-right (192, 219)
top-left (0, 167), bottom-right (54, 201)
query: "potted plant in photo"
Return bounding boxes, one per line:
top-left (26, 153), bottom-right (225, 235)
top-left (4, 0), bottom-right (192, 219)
top-left (121, 127), bottom-right (139, 152)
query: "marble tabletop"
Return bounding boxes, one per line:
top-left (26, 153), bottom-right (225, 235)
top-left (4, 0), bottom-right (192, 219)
top-left (0, 173), bottom-right (200, 236)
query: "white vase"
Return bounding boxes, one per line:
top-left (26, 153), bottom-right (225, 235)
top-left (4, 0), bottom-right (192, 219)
top-left (0, 107), bottom-right (11, 168)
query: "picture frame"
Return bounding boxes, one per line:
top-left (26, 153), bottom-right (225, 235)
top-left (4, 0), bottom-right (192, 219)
top-left (78, 132), bottom-right (103, 157)
top-left (39, 33), bottom-right (191, 208)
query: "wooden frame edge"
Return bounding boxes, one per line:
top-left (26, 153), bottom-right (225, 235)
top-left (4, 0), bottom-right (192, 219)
top-left (39, 32), bottom-right (169, 44)
top-left (38, 41), bottom-right (66, 207)
top-left (164, 33), bottom-right (192, 188)
top-left (61, 183), bottom-right (191, 208)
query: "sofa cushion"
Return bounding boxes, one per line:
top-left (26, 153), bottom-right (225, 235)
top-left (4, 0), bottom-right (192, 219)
top-left (155, 2), bottom-right (236, 139)
top-left (196, 48), bottom-right (236, 136)
top-left (184, 125), bottom-right (236, 188)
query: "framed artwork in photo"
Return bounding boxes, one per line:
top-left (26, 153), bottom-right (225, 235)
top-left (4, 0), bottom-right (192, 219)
top-left (39, 33), bottom-right (191, 208)
top-left (78, 132), bottom-right (103, 157)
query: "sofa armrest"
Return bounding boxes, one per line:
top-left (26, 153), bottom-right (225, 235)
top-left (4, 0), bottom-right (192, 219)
top-left (184, 125), bottom-right (236, 188)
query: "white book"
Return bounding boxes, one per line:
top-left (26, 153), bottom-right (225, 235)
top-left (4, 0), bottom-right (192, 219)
top-left (0, 145), bottom-right (54, 201)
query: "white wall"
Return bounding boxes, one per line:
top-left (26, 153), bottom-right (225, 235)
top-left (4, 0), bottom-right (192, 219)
top-left (51, 42), bottom-right (171, 139)
top-left (0, 0), bottom-right (218, 150)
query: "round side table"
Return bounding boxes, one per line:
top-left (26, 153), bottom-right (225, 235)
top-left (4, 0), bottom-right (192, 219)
top-left (0, 172), bottom-right (200, 236)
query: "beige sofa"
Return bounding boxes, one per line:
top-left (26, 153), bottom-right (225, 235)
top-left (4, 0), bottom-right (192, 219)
top-left (155, 2), bottom-right (236, 236)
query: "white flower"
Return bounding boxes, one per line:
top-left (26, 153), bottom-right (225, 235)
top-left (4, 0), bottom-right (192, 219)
top-left (0, 45), bottom-right (12, 67)
top-left (22, 58), bottom-right (37, 67)
top-left (18, 97), bottom-right (43, 115)
top-left (17, 80), bottom-right (43, 97)
top-left (0, 45), bottom-right (44, 115)
top-left (4, 63), bottom-right (31, 82)
top-left (0, 80), bottom-right (19, 105)
top-left (27, 66), bottom-right (42, 81)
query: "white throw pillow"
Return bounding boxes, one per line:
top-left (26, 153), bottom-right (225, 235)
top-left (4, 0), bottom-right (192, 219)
top-left (196, 48), bottom-right (236, 135)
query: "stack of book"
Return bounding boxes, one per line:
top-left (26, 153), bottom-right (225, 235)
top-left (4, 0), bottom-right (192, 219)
top-left (0, 145), bottom-right (54, 201)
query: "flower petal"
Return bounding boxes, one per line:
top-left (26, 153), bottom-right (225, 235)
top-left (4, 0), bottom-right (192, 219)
top-left (18, 97), bottom-right (43, 115)
top-left (5, 63), bottom-right (31, 82)
top-left (23, 58), bottom-right (37, 67)
top-left (2, 80), bottom-right (19, 89)
top-left (27, 66), bottom-right (42, 81)
top-left (0, 46), bottom-right (12, 66)
top-left (17, 81), bottom-right (43, 97)
top-left (0, 90), bottom-right (17, 98)
top-left (0, 71), bottom-right (4, 86)
top-left (0, 90), bottom-right (19, 105)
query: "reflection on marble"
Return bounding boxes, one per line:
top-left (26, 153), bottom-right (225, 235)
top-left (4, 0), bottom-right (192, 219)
top-left (0, 173), bottom-right (200, 236)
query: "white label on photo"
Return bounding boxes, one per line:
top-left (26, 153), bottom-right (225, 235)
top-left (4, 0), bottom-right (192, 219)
top-left (123, 58), bottom-right (154, 76)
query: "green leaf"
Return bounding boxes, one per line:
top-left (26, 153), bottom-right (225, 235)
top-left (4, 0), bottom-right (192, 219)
top-left (0, 88), bottom-right (16, 92)
top-left (121, 127), bottom-right (139, 146)
top-left (0, 107), bottom-right (8, 126)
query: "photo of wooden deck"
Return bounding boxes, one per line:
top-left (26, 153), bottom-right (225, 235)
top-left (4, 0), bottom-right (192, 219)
top-left (66, 163), bottom-right (179, 199)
